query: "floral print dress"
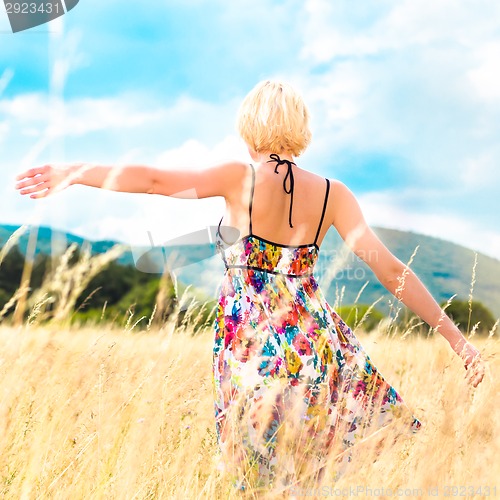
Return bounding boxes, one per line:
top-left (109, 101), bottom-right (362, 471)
top-left (212, 161), bottom-right (422, 490)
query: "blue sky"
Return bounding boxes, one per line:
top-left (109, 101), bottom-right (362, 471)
top-left (1, 0), bottom-right (499, 261)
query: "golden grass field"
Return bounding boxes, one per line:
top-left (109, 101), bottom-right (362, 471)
top-left (0, 321), bottom-right (498, 499)
top-left (0, 231), bottom-right (498, 499)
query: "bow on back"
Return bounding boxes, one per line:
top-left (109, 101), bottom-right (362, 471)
top-left (267, 153), bottom-right (296, 228)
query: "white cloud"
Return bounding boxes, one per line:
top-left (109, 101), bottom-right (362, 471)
top-left (459, 150), bottom-right (499, 188)
top-left (467, 42), bottom-right (500, 102)
top-left (0, 92), bottom-right (178, 137)
top-left (153, 135), bottom-right (249, 169)
top-left (69, 193), bottom-right (226, 248)
top-left (294, 0), bottom-right (500, 218)
top-left (301, 0), bottom-right (500, 62)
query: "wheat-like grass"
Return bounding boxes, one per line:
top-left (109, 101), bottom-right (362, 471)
top-left (467, 252), bottom-right (478, 336)
top-left (0, 321), bottom-right (497, 499)
top-left (0, 224), bottom-right (29, 268)
top-left (0, 283), bottom-right (31, 322)
top-left (23, 242), bottom-right (128, 328)
top-left (0, 230), bottom-right (497, 497)
top-left (385, 245), bottom-right (420, 340)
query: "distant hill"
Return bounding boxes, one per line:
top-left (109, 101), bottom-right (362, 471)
top-left (0, 224), bottom-right (124, 262)
top-left (1, 223), bottom-right (499, 319)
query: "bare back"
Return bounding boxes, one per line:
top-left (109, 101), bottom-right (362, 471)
top-left (218, 160), bottom-right (332, 249)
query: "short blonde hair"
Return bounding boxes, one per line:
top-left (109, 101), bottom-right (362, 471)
top-left (236, 80), bottom-right (312, 157)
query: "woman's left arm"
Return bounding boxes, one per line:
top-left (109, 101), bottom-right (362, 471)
top-left (15, 160), bottom-right (247, 199)
top-left (330, 180), bottom-right (485, 387)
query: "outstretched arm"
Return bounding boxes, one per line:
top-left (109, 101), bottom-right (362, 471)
top-left (15, 161), bottom-right (246, 200)
top-left (329, 179), bottom-right (485, 387)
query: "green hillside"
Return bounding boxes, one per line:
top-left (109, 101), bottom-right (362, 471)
top-left (0, 224), bottom-right (128, 264)
top-left (318, 227), bottom-right (500, 318)
top-left (1, 223), bottom-right (499, 319)
top-left (171, 226), bottom-right (500, 319)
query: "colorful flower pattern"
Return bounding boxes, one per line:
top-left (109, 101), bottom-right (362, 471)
top-left (212, 234), bottom-right (422, 488)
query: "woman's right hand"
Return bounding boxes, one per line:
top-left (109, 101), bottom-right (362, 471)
top-left (15, 163), bottom-right (77, 199)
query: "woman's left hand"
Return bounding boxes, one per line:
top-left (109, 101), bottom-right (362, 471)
top-left (15, 163), bottom-right (75, 198)
top-left (450, 338), bottom-right (485, 388)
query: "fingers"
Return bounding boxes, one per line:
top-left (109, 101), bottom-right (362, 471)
top-left (465, 357), bottom-right (485, 387)
top-left (469, 371), bottom-right (483, 388)
top-left (15, 165), bottom-right (48, 181)
top-left (466, 354), bottom-right (483, 371)
top-left (18, 183), bottom-right (49, 196)
top-left (15, 173), bottom-right (49, 191)
top-left (29, 188), bottom-right (50, 199)
top-left (15, 166), bottom-right (52, 199)
top-left (466, 368), bottom-right (482, 387)
top-left (22, 186), bottom-right (50, 198)
top-left (25, 183), bottom-right (51, 198)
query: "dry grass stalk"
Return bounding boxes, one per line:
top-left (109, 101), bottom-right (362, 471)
top-left (0, 311), bottom-right (497, 498)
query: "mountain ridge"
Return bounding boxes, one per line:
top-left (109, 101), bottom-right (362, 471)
top-left (1, 222), bottom-right (499, 318)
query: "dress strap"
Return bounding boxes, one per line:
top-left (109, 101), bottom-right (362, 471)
top-left (216, 215), bottom-right (229, 245)
top-left (314, 178), bottom-right (330, 246)
top-left (248, 163), bottom-right (255, 235)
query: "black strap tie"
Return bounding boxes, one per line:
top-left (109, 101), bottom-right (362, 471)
top-left (267, 153), bottom-right (296, 228)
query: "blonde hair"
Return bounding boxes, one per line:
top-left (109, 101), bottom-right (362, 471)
top-left (236, 80), bottom-right (312, 157)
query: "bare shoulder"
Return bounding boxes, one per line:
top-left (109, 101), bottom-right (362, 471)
top-left (325, 178), bottom-right (361, 228)
top-left (150, 158), bottom-right (250, 199)
top-left (329, 178), bottom-right (351, 196)
top-left (326, 178), bottom-right (351, 206)
top-left (299, 174), bottom-right (350, 226)
top-left (214, 159), bottom-right (251, 200)
top-left (204, 159), bottom-right (248, 176)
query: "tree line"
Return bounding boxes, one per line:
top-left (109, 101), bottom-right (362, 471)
top-left (0, 243), bottom-right (496, 335)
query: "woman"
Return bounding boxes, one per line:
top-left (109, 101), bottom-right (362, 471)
top-left (15, 80), bottom-right (485, 491)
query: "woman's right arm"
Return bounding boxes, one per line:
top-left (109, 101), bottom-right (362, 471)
top-left (328, 179), bottom-right (485, 387)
